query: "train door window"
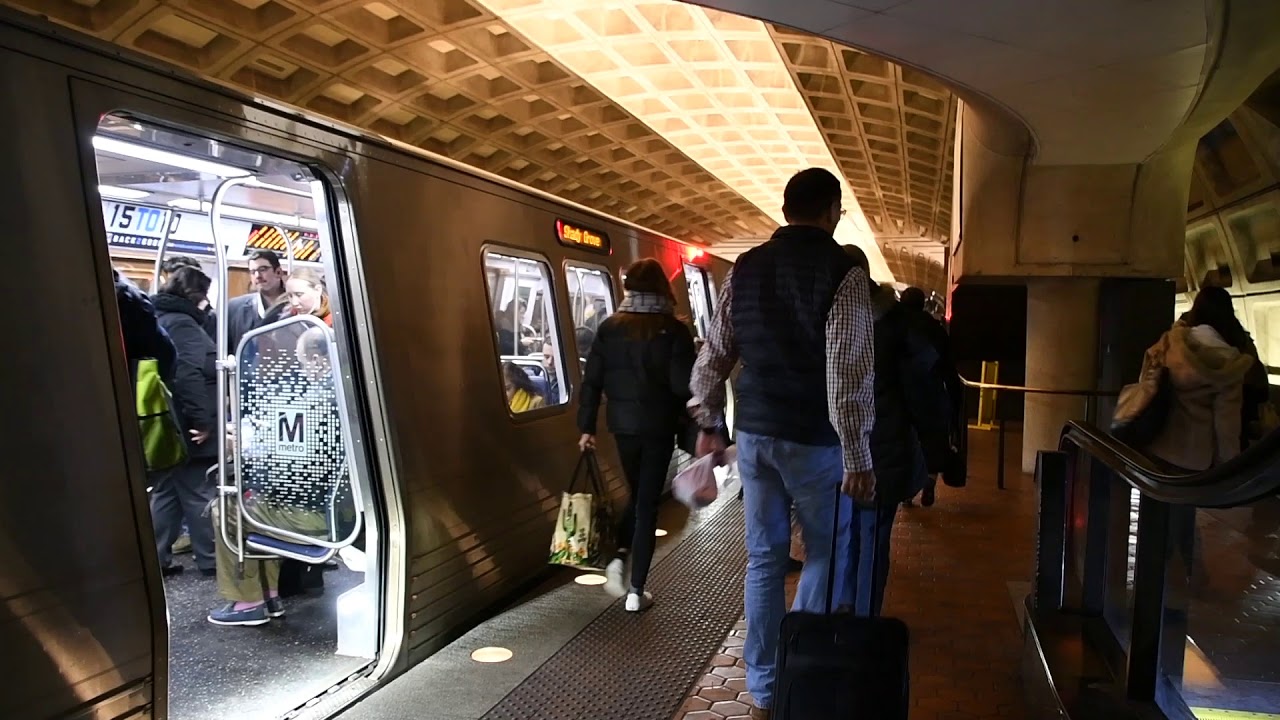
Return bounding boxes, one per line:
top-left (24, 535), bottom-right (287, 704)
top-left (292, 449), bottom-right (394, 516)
top-left (1224, 196), bottom-right (1280, 285)
top-left (90, 115), bottom-right (382, 720)
top-left (684, 263), bottom-right (715, 339)
top-left (483, 248), bottom-right (569, 412)
top-left (565, 263), bottom-right (615, 372)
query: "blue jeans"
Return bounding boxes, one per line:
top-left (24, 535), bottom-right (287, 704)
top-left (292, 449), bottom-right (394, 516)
top-left (738, 430), bottom-right (851, 709)
top-left (842, 503), bottom-right (898, 616)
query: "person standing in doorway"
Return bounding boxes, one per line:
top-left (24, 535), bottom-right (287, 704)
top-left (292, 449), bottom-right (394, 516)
top-left (690, 167), bottom-right (877, 720)
top-left (227, 250), bottom-right (289, 352)
top-left (578, 258), bottom-right (696, 612)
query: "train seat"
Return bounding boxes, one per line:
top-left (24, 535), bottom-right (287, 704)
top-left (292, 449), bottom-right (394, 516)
top-left (246, 532), bottom-right (337, 564)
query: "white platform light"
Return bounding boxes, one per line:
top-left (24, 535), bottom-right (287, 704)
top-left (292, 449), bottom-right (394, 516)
top-left (471, 647), bottom-right (514, 663)
top-left (574, 573), bottom-right (608, 586)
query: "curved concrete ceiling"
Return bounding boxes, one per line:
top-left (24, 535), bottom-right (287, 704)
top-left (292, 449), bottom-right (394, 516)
top-left (685, 0), bottom-right (1213, 166)
top-left (4, 0), bottom-right (976, 283)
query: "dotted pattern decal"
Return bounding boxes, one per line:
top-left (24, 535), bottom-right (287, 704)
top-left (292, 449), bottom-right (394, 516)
top-left (237, 321), bottom-right (354, 541)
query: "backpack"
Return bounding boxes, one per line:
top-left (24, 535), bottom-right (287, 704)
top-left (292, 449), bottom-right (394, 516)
top-left (136, 358), bottom-right (188, 472)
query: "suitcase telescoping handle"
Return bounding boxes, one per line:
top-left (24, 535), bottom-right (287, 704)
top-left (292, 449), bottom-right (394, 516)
top-left (825, 483), bottom-right (882, 617)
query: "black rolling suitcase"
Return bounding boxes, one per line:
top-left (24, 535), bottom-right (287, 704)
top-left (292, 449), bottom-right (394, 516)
top-left (773, 486), bottom-right (910, 719)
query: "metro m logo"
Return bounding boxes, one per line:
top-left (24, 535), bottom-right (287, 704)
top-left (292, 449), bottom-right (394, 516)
top-left (277, 410), bottom-right (306, 456)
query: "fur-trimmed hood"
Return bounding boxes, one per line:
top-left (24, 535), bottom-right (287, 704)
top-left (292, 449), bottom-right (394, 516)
top-left (1162, 324), bottom-right (1255, 389)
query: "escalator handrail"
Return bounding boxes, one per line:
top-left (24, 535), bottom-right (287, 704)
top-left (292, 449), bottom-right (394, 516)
top-left (1059, 420), bottom-right (1280, 508)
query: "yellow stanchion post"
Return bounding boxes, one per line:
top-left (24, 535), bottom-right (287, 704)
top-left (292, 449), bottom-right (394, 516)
top-left (970, 361), bottom-right (999, 431)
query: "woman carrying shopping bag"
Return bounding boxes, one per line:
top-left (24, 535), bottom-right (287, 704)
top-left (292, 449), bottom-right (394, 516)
top-left (577, 258), bottom-right (697, 612)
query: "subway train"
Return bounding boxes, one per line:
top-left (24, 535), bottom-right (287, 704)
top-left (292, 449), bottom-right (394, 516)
top-left (0, 10), bottom-right (733, 720)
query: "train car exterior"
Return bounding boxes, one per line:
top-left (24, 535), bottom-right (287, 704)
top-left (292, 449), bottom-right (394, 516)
top-left (0, 9), bottom-right (733, 720)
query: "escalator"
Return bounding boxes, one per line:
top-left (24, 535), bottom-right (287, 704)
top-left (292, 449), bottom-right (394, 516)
top-left (1024, 422), bottom-right (1280, 720)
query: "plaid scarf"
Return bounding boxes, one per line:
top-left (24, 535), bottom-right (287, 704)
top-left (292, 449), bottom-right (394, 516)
top-left (617, 291), bottom-right (674, 314)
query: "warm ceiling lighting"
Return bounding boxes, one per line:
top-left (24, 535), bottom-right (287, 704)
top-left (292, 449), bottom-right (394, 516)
top-left (574, 573), bottom-right (608, 586)
top-left (474, 0), bottom-right (892, 282)
top-left (471, 647), bottom-right (514, 663)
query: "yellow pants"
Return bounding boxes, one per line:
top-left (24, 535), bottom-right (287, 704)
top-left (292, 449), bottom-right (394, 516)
top-left (212, 499), bottom-right (329, 602)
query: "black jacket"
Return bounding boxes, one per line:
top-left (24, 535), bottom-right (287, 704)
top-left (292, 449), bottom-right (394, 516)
top-left (114, 270), bottom-right (176, 384)
top-left (869, 287), bottom-right (951, 505)
top-left (577, 312), bottom-right (696, 438)
top-left (153, 292), bottom-right (219, 458)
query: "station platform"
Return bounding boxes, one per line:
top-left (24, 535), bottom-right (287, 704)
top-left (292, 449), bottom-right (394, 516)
top-left (338, 428), bottom-right (1035, 720)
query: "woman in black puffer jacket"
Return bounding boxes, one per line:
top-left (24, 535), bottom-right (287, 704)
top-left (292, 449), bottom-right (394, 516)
top-left (577, 258), bottom-right (696, 612)
top-left (150, 267), bottom-right (219, 578)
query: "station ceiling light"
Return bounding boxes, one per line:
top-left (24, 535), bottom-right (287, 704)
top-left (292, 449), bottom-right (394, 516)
top-left (473, 0), bottom-right (892, 282)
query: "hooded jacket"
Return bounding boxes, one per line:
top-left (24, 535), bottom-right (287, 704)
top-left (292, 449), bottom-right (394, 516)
top-left (1144, 324), bottom-right (1256, 471)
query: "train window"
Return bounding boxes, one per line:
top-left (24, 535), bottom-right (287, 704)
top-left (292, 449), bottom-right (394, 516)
top-left (1184, 222), bottom-right (1234, 289)
top-left (684, 263), bottom-right (716, 339)
top-left (1196, 119), bottom-right (1262, 199)
top-left (1225, 199), bottom-right (1280, 284)
top-left (483, 249), bottom-right (569, 412)
top-left (565, 263), bottom-right (615, 371)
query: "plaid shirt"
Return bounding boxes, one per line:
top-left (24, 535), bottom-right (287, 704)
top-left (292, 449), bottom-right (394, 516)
top-left (689, 266), bottom-right (876, 472)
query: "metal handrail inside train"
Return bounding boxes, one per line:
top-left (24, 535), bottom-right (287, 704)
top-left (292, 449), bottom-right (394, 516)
top-left (208, 176), bottom-right (365, 565)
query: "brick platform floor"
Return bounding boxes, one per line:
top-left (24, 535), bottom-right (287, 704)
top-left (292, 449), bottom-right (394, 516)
top-left (674, 428), bottom-right (1037, 720)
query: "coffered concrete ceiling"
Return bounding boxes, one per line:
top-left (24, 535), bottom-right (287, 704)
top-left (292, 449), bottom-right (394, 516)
top-left (6, 0), bottom-right (979, 283)
top-left (687, 0), bottom-right (1214, 166)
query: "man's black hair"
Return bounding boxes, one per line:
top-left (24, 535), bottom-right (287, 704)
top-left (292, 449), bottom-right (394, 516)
top-left (249, 249), bottom-right (282, 270)
top-left (900, 287), bottom-right (927, 312)
top-left (842, 244), bottom-right (869, 275)
top-left (782, 167), bottom-right (841, 223)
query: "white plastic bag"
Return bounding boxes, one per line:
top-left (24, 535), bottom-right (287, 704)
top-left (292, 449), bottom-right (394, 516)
top-left (673, 446), bottom-right (736, 509)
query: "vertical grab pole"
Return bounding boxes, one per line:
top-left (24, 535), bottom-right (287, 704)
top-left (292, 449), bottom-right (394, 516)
top-left (209, 178), bottom-right (241, 564)
top-left (209, 180), bottom-right (306, 564)
top-left (149, 208), bottom-right (177, 293)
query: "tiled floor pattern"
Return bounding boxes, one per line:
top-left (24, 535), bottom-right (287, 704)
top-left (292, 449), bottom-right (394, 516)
top-left (674, 429), bottom-right (1037, 720)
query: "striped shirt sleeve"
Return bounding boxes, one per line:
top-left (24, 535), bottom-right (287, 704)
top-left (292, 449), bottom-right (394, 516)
top-left (688, 269), bottom-right (737, 429)
top-left (826, 268), bottom-right (876, 472)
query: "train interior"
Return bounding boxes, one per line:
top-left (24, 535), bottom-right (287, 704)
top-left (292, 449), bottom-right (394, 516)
top-left (93, 114), bottom-right (383, 720)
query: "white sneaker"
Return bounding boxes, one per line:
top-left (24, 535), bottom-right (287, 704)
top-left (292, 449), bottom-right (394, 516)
top-left (604, 558), bottom-right (626, 598)
top-left (625, 591), bottom-right (653, 612)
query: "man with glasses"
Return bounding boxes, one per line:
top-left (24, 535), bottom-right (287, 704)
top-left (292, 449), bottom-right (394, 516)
top-left (227, 250), bottom-right (289, 352)
top-left (689, 167), bottom-right (876, 720)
